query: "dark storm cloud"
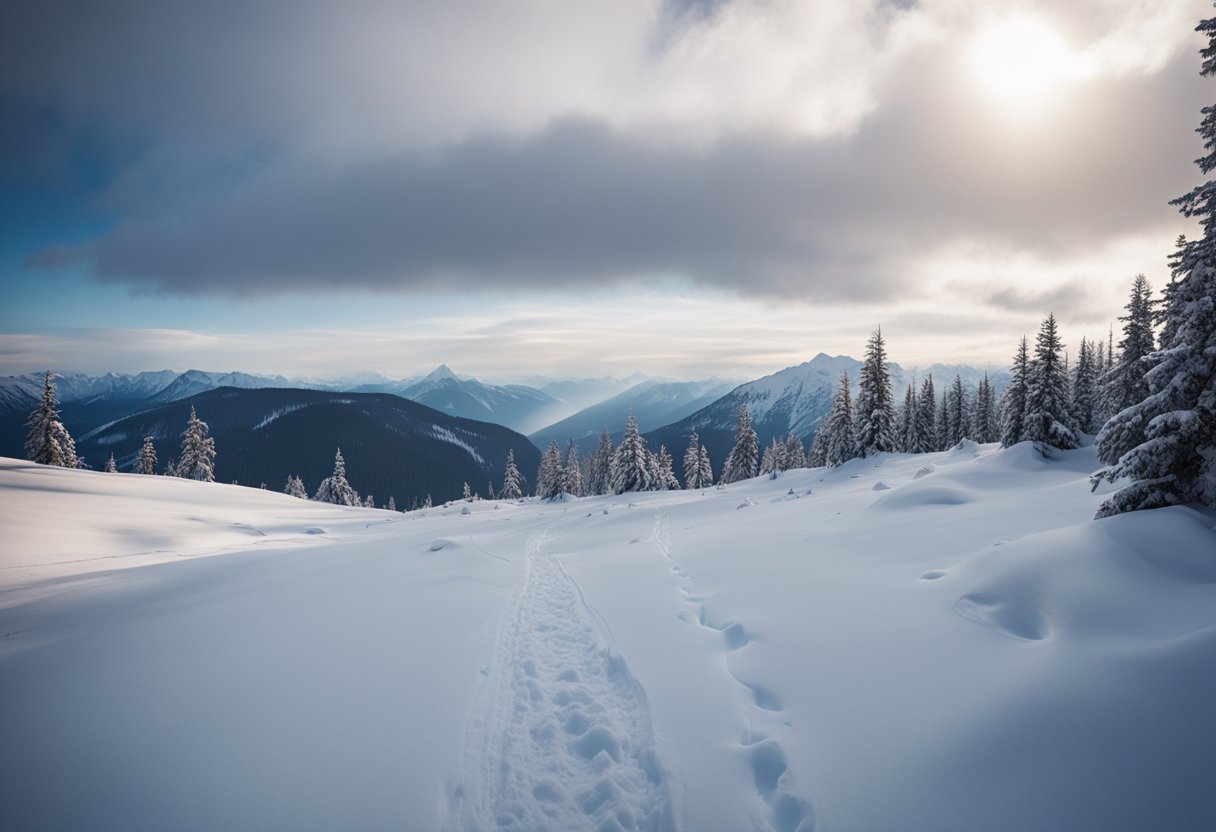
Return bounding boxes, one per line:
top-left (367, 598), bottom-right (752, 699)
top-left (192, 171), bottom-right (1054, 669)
top-left (5, 1), bottom-right (1209, 303)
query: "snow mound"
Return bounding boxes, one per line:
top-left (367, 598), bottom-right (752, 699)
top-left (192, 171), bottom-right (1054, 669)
top-left (913, 465), bottom-right (936, 479)
top-left (871, 481), bottom-right (891, 491)
top-left (870, 483), bottom-right (972, 509)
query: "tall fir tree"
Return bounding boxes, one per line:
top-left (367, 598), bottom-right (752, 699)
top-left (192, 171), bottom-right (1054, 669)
top-left (563, 442), bottom-right (584, 497)
top-left (1070, 338), bottom-right (1101, 434)
top-left (103, 453), bottom-right (117, 472)
top-left (760, 437), bottom-right (782, 476)
top-left (1101, 274), bottom-right (1158, 418)
top-left (913, 374), bottom-right (937, 453)
top-left (855, 328), bottom-right (897, 455)
top-left (721, 404), bottom-right (760, 483)
top-left (683, 431), bottom-right (707, 488)
top-left (973, 373), bottom-right (999, 443)
top-left (387, 496), bottom-right (397, 512)
top-left (899, 382), bottom-right (918, 452)
top-left (807, 430), bottom-right (827, 468)
top-left (1023, 314), bottom-right (1079, 450)
top-left (822, 371), bottom-right (858, 467)
top-left (537, 440), bottom-right (564, 499)
top-left (783, 435), bottom-right (806, 469)
top-left (697, 443), bottom-right (714, 487)
top-left (610, 413), bottom-right (649, 494)
top-left (284, 475), bottom-right (308, 499)
top-left (1000, 337), bottom-right (1031, 447)
top-left (24, 371), bottom-right (79, 468)
top-left (945, 375), bottom-right (969, 447)
top-left (654, 445), bottom-right (680, 490)
top-left (500, 449), bottom-right (523, 500)
top-left (177, 405), bottom-right (217, 481)
top-left (135, 435), bottom-right (158, 475)
top-left (936, 392), bottom-right (949, 451)
top-left (1093, 14), bottom-right (1216, 515)
top-left (586, 431), bottom-right (614, 496)
top-left (314, 448), bottom-right (360, 506)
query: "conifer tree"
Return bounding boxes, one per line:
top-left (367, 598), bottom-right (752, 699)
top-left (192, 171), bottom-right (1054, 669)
top-left (1000, 337), bottom-right (1031, 447)
top-left (654, 445), bottom-right (680, 490)
top-left (561, 442), bottom-right (584, 496)
top-left (697, 443), bottom-right (714, 487)
top-left (721, 404), bottom-right (760, 483)
top-left (973, 373), bottom-right (999, 443)
top-left (610, 413), bottom-right (649, 494)
top-left (936, 392), bottom-right (949, 451)
top-left (913, 375), bottom-right (936, 453)
top-left (822, 371), bottom-right (858, 467)
top-left (177, 405), bottom-right (217, 481)
top-left (1023, 314), bottom-right (1079, 450)
top-left (855, 328), bottom-right (896, 455)
top-left (899, 382), bottom-right (918, 452)
top-left (1093, 14), bottom-right (1216, 515)
top-left (135, 436), bottom-right (158, 475)
top-left (24, 371), bottom-right (79, 468)
top-left (284, 475), bottom-right (308, 499)
top-left (163, 457), bottom-right (178, 477)
top-left (313, 448), bottom-right (360, 506)
top-left (683, 431), bottom-right (706, 488)
top-left (585, 431), bottom-right (613, 495)
top-left (783, 435), bottom-right (806, 469)
top-left (760, 438), bottom-right (781, 476)
top-left (537, 441), bottom-right (564, 499)
top-left (1102, 274), bottom-right (1158, 418)
top-left (365, 494), bottom-right (377, 508)
top-left (500, 449), bottom-right (523, 500)
top-left (387, 496), bottom-right (397, 512)
top-left (103, 453), bottom-right (117, 472)
top-left (945, 375), bottom-right (969, 447)
top-left (1070, 338), bottom-right (1102, 434)
top-left (462, 482), bottom-right (473, 502)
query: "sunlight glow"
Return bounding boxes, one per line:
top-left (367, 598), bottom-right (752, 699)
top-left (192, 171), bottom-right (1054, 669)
top-left (968, 15), bottom-right (1091, 117)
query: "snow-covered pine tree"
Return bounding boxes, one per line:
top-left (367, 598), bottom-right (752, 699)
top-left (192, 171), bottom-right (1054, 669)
top-left (176, 405), bottom-right (217, 481)
top-left (313, 448), bottom-right (360, 506)
top-left (585, 431), bottom-right (613, 496)
top-left (683, 431), bottom-right (705, 488)
top-left (654, 445), bottom-right (680, 490)
top-left (899, 382), bottom-right (918, 452)
top-left (1070, 338), bottom-right (1102, 434)
top-left (163, 457), bottom-right (178, 477)
top-left (284, 475), bottom-right (307, 498)
top-left (563, 442), bottom-right (584, 496)
top-left (1000, 337), bottom-right (1031, 447)
top-left (760, 438), bottom-right (780, 476)
top-left (537, 441), bottom-right (563, 499)
top-left (783, 435), bottom-right (806, 469)
top-left (365, 494), bottom-right (376, 508)
top-left (1023, 314), bottom-right (1079, 450)
top-left (936, 392), bottom-right (949, 451)
top-left (913, 375), bottom-right (936, 454)
top-left (24, 371), bottom-right (80, 468)
top-left (103, 453), bottom-right (117, 472)
top-left (387, 496), bottom-right (397, 512)
top-left (721, 404), bottom-right (760, 483)
top-left (1092, 14), bottom-right (1216, 515)
top-left (946, 375), bottom-right (969, 447)
top-left (697, 443), bottom-right (714, 487)
top-left (423, 494), bottom-right (432, 509)
top-left (822, 371), bottom-right (858, 467)
top-left (462, 482), bottom-right (473, 502)
top-left (487, 481), bottom-right (495, 501)
top-left (855, 328), bottom-right (897, 456)
top-left (135, 436), bottom-right (158, 475)
top-left (973, 373), bottom-right (999, 443)
top-left (1101, 274), bottom-right (1158, 418)
top-left (608, 414), bottom-right (646, 493)
top-left (500, 449), bottom-right (524, 500)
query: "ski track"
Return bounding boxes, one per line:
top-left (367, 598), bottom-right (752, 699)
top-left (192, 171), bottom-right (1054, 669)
top-left (451, 515), bottom-right (676, 832)
top-left (652, 511), bottom-right (816, 832)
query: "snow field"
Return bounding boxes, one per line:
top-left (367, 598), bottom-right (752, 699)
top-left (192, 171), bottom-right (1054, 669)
top-left (2, 442), bottom-right (1214, 831)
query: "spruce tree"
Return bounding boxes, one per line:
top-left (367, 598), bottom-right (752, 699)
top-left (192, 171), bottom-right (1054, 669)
top-left (936, 392), bottom-right (949, 451)
top-left (654, 445), bottom-right (680, 490)
top-left (537, 441), bottom-right (563, 499)
top-left (973, 373), bottom-right (999, 443)
top-left (913, 375), bottom-right (937, 453)
top-left (899, 382), bottom-right (918, 452)
top-left (586, 431), bottom-right (614, 496)
top-left (946, 375), bottom-right (969, 447)
top-left (760, 438), bottom-right (781, 476)
top-left (855, 328), bottom-right (897, 455)
top-left (563, 442), bottom-right (584, 496)
top-left (462, 482), bottom-right (473, 502)
top-left (177, 405), bottom-right (217, 481)
top-left (683, 431), bottom-right (706, 488)
top-left (697, 443), bottom-right (714, 487)
top-left (135, 436), bottom-right (158, 475)
top-left (24, 371), bottom-right (79, 468)
top-left (610, 413), bottom-right (649, 494)
top-left (365, 494), bottom-right (377, 508)
top-left (387, 496), bottom-right (397, 512)
top-left (314, 448), bottom-right (360, 506)
top-left (1023, 314), bottom-right (1079, 450)
top-left (783, 435), bottom-right (806, 469)
top-left (721, 404), bottom-right (760, 483)
top-left (500, 449), bottom-right (523, 500)
top-left (1070, 338), bottom-right (1101, 434)
top-left (284, 475), bottom-right (308, 498)
top-left (103, 453), bottom-right (117, 472)
top-left (1000, 337), bottom-right (1031, 447)
top-left (1093, 13), bottom-right (1216, 515)
top-left (1102, 274), bottom-right (1158, 417)
top-left (822, 371), bottom-right (858, 467)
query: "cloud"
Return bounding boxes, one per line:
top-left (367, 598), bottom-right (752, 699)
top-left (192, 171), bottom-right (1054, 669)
top-left (5, 0), bottom-right (1211, 302)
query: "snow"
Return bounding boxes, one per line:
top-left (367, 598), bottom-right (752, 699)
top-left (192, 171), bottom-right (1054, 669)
top-left (430, 424), bottom-right (487, 465)
top-left (1, 445), bottom-right (1214, 831)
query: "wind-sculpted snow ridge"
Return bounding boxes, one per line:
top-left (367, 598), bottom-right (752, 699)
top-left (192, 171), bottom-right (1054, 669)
top-left (449, 518), bottom-right (675, 832)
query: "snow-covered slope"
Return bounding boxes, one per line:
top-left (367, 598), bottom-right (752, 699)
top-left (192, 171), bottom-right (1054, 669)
top-left (2, 446), bottom-right (1213, 832)
top-left (393, 365), bottom-right (562, 434)
top-left (146, 369), bottom-right (299, 405)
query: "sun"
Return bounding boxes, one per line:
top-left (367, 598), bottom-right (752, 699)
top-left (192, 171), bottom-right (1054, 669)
top-left (967, 15), bottom-right (1088, 116)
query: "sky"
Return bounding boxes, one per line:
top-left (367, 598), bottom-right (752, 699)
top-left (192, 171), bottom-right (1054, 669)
top-left (0, 0), bottom-right (1210, 382)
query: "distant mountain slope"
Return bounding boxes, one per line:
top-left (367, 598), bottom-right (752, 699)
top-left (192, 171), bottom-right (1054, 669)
top-left (146, 369), bottom-right (299, 405)
top-left (646, 354), bottom-right (1011, 480)
top-left (74, 387), bottom-right (541, 505)
top-left (528, 378), bottom-right (738, 450)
